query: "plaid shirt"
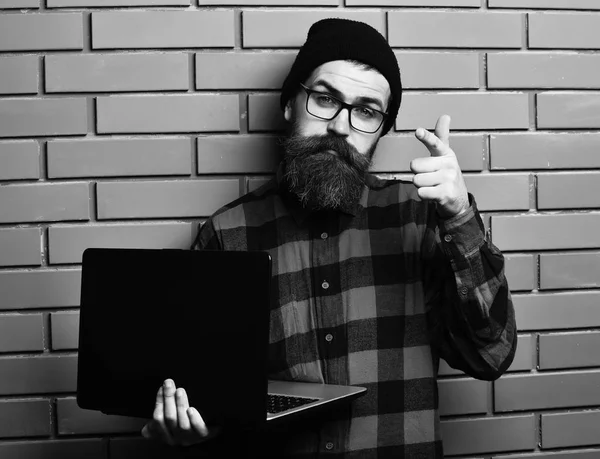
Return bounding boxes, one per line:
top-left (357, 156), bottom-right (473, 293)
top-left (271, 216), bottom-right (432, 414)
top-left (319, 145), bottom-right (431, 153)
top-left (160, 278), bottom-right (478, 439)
top-left (192, 167), bottom-right (517, 458)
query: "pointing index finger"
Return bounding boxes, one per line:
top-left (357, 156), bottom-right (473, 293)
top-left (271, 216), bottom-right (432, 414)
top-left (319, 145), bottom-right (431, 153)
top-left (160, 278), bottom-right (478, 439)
top-left (434, 114), bottom-right (451, 147)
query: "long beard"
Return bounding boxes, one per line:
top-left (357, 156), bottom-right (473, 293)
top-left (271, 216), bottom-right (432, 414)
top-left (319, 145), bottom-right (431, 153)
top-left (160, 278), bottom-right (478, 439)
top-left (281, 131), bottom-right (376, 212)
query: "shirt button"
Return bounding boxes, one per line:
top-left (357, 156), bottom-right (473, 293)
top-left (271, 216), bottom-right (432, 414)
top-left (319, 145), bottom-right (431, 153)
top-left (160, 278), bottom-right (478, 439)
top-left (322, 281), bottom-right (329, 290)
top-left (325, 442), bottom-right (334, 450)
top-left (444, 234), bottom-right (453, 243)
top-left (460, 286), bottom-right (468, 296)
top-left (321, 232), bottom-right (328, 240)
top-left (325, 333), bottom-right (333, 342)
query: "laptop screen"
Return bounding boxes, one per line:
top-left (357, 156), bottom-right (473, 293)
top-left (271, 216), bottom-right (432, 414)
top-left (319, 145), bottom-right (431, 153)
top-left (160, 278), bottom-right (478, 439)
top-left (76, 248), bottom-right (272, 427)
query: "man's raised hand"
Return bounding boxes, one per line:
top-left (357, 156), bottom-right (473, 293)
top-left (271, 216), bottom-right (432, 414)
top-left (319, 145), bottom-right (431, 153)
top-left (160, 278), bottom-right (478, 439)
top-left (410, 115), bottom-right (469, 218)
top-left (141, 379), bottom-right (215, 447)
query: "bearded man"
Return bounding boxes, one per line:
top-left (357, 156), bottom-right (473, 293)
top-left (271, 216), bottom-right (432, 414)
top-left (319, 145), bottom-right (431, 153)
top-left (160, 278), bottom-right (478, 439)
top-left (142, 18), bottom-right (517, 458)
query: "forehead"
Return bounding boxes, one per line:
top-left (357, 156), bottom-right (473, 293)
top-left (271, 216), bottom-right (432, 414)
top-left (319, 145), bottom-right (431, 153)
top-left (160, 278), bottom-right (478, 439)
top-left (304, 60), bottom-right (391, 107)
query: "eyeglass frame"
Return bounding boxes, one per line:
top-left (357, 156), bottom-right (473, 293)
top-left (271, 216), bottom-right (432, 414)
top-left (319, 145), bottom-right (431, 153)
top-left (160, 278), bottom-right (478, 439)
top-left (298, 83), bottom-right (388, 134)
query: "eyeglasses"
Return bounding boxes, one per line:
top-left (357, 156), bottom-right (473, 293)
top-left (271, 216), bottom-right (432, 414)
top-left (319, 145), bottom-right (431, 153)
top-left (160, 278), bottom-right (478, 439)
top-left (299, 83), bottom-right (388, 134)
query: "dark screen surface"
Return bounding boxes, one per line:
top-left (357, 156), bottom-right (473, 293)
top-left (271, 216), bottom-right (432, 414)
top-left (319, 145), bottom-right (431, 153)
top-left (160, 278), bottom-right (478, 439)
top-left (76, 248), bottom-right (272, 428)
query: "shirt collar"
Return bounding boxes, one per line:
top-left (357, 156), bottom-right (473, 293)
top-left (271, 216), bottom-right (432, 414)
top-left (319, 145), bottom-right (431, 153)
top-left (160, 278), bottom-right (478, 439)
top-left (275, 163), bottom-right (373, 225)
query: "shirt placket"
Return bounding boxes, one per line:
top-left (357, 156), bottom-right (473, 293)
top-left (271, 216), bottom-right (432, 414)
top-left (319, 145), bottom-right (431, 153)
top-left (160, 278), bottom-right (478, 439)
top-left (310, 215), bottom-right (349, 455)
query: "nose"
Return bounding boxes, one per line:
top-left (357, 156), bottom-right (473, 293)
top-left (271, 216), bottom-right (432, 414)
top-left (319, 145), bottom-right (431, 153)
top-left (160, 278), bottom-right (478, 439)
top-left (327, 107), bottom-right (351, 137)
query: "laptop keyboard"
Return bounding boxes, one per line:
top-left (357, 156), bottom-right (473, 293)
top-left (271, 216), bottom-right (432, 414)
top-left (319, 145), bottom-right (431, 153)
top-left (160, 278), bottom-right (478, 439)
top-left (267, 394), bottom-right (319, 414)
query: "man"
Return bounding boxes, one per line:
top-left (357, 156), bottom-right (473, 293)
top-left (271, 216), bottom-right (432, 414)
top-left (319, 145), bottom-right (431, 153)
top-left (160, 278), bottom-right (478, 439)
top-left (142, 18), bottom-right (517, 457)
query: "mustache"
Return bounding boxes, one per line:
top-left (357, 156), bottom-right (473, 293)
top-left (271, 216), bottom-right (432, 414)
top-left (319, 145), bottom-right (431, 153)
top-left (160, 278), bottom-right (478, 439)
top-left (280, 133), bottom-right (365, 168)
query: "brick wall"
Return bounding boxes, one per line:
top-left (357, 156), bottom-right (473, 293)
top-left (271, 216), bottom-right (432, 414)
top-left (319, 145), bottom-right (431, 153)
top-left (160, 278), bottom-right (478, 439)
top-left (0, 0), bottom-right (599, 458)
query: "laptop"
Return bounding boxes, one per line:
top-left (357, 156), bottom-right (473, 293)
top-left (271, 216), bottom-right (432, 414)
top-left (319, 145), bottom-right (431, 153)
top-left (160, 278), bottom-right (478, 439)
top-left (76, 248), bottom-right (366, 428)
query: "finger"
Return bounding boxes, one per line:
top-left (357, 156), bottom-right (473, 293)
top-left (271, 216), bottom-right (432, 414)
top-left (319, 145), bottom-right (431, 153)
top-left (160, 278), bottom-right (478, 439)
top-left (413, 171), bottom-right (444, 189)
top-left (434, 114), bottom-right (451, 147)
top-left (416, 185), bottom-right (442, 202)
top-left (176, 388), bottom-right (191, 431)
top-left (410, 156), bottom-right (442, 174)
top-left (188, 407), bottom-right (210, 438)
top-left (162, 379), bottom-right (178, 435)
top-left (415, 127), bottom-right (448, 158)
top-left (152, 387), bottom-right (174, 445)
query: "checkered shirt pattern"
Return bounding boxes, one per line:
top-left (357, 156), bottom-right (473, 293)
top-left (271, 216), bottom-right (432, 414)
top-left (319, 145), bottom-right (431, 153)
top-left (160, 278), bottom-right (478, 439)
top-left (192, 169), bottom-right (517, 458)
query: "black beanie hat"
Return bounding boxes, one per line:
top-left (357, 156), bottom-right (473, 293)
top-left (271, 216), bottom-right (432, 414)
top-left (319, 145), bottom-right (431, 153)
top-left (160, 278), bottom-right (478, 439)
top-left (280, 18), bottom-right (402, 136)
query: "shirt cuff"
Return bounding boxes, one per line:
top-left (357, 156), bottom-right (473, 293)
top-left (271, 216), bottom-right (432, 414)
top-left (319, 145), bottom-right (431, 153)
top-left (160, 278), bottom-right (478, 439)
top-left (438, 194), bottom-right (486, 258)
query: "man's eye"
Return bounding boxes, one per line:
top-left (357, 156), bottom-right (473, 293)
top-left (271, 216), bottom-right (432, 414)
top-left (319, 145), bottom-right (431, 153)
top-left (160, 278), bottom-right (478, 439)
top-left (315, 94), bottom-right (337, 106)
top-left (354, 107), bottom-right (376, 119)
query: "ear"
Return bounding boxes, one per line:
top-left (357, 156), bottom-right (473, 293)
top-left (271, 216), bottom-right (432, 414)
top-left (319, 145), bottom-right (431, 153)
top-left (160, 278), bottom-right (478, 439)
top-left (284, 98), bottom-right (294, 123)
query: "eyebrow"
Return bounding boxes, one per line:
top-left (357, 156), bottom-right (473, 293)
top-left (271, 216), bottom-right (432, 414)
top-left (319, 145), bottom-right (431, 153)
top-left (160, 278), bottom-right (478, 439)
top-left (311, 79), bottom-right (386, 112)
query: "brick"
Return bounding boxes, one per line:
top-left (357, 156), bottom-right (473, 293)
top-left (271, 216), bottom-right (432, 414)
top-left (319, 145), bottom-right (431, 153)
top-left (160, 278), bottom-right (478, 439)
top-left (57, 397), bottom-right (146, 435)
top-left (513, 292), bottom-right (600, 331)
top-left (439, 334), bottom-right (535, 375)
top-left (505, 254), bottom-right (536, 292)
top-left (538, 172), bottom-right (600, 210)
top-left (496, 370), bottom-right (600, 412)
top-left (0, 270), bottom-right (81, 310)
top-left (247, 177), bottom-right (271, 193)
top-left (349, 0), bottom-right (479, 4)
top-left (0, 56), bottom-right (38, 94)
top-left (96, 180), bottom-right (240, 219)
top-left (51, 312), bottom-right (79, 351)
top-left (388, 12), bottom-right (522, 48)
top-left (0, 356), bottom-right (76, 394)
top-left (97, 95), bottom-right (239, 134)
top-left (50, 0), bottom-right (188, 5)
top-left (492, 213), bottom-right (600, 251)
top-left (0, 183), bottom-right (89, 224)
top-left (0, 228), bottom-right (42, 267)
top-left (496, 450), bottom-right (600, 459)
top-left (0, 0), bottom-right (38, 7)
top-left (540, 252), bottom-right (600, 290)
top-left (243, 10), bottom-right (383, 48)
top-left (489, 52), bottom-right (600, 89)
top-left (396, 93), bottom-right (530, 131)
top-left (509, 334), bottom-right (537, 372)
top-left (438, 379), bottom-right (488, 416)
top-left (248, 93), bottom-right (286, 132)
top-left (0, 13), bottom-right (82, 51)
top-left (0, 98), bottom-right (87, 138)
top-left (110, 437), bottom-right (194, 459)
top-left (202, 0), bottom-right (336, 4)
top-left (0, 400), bottom-right (50, 438)
top-left (0, 314), bottom-right (44, 352)
top-left (490, 0), bottom-right (600, 8)
top-left (441, 415), bottom-right (535, 455)
top-left (373, 135), bottom-right (485, 172)
top-left (529, 13), bottom-right (600, 49)
top-left (396, 52), bottom-right (480, 89)
top-left (538, 92), bottom-right (600, 129)
top-left (196, 52), bottom-right (295, 90)
top-left (463, 173), bottom-right (530, 212)
top-left (0, 440), bottom-right (104, 459)
top-left (48, 223), bottom-right (194, 265)
top-left (46, 53), bottom-right (189, 93)
top-left (490, 133), bottom-right (600, 170)
top-left (47, 138), bottom-right (191, 179)
top-left (540, 331), bottom-right (600, 370)
top-left (92, 11), bottom-right (234, 49)
top-left (542, 411), bottom-right (600, 449)
top-left (0, 141), bottom-right (39, 181)
top-left (197, 135), bottom-right (280, 174)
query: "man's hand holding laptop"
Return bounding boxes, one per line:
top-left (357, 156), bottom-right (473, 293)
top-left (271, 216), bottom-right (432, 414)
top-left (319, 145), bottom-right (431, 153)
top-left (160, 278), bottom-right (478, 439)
top-left (141, 378), bottom-right (218, 446)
